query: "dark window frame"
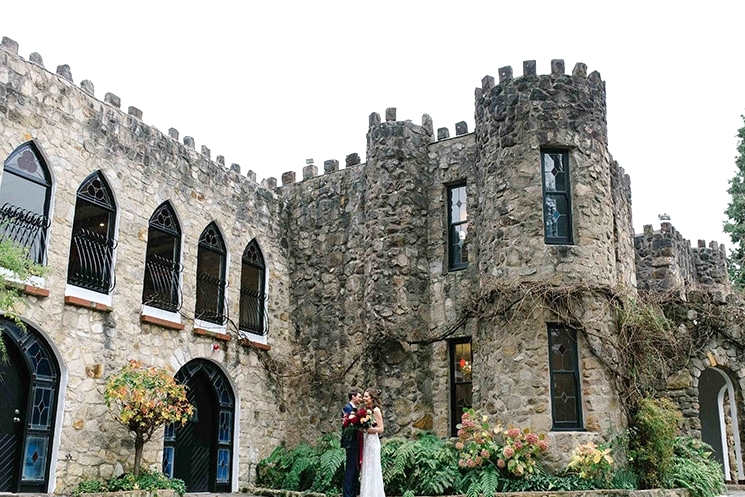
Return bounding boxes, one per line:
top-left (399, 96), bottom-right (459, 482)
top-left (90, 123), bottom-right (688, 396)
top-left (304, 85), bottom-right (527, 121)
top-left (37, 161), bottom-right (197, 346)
top-left (0, 141), bottom-right (53, 265)
top-left (66, 171), bottom-right (117, 294)
top-left (547, 324), bottom-right (583, 430)
top-left (142, 201), bottom-right (182, 312)
top-left (239, 239), bottom-right (266, 335)
top-left (541, 149), bottom-right (573, 245)
top-left (447, 182), bottom-right (468, 271)
top-left (449, 337), bottom-right (473, 436)
top-left (195, 222), bottom-right (227, 325)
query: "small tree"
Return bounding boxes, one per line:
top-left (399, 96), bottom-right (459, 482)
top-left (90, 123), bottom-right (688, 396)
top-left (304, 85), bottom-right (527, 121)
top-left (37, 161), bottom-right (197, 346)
top-left (104, 360), bottom-right (193, 476)
top-left (724, 114), bottom-right (745, 287)
top-left (0, 237), bottom-right (47, 361)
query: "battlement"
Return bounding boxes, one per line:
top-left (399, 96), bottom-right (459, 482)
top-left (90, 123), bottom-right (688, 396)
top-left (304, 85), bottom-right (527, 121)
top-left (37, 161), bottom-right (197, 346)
top-left (0, 36), bottom-right (274, 189)
top-left (476, 59), bottom-right (603, 99)
top-left (634, 222), bottom-right (730, 295)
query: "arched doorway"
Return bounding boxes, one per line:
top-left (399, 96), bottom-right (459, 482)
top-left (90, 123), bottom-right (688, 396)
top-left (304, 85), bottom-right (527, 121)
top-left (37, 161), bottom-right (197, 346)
top-left (163, 359), bottom-right (235, 492)
top-left (0, 318), bottom-right (60, 492)
top-left (699, 367), bottom-right (744, 482)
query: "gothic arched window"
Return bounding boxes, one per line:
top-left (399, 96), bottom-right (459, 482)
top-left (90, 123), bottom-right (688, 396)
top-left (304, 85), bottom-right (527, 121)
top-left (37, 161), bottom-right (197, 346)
top-left (195, 222), bottom-right (227, 325)
top-left (142, 202), bottom-right (182, 312)
top-left (0, 142), bottom-right (52, 264)
top-left (67, 171), bottom-right (117, 294)
top-left (239, 239), bottom-right (266, 335)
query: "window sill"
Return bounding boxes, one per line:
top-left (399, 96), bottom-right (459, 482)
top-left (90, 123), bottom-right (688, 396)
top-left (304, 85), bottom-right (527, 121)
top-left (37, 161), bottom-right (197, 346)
top-left (64, 295), bottom-right (112, 312)
top-left (194, 327), bottom-right (231, 342)
top-left (237, 338), bottom-right (271, 351)
top-left (141, 314), bottom-right (185, 331)
top-left (5, 280), bottom-right (50, 297)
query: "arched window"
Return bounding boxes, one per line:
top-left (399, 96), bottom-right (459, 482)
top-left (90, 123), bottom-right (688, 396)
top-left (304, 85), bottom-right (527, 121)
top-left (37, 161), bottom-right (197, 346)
top-left (142, 202), bottom-right (182, 312)
top-left (195, 222), bottom-right (226, 325)
top-left (239, 239), bottom-right (266, 335)
top-left (0, 142), bottom-right (52, 264)
top-left (67, 171), bottom-right (117, 294)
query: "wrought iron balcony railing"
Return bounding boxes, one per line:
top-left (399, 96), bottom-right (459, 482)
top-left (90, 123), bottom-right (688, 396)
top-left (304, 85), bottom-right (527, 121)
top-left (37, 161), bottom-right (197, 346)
top-left (67, 227), bottom-right (117, 294)
top-left (239, 286), bottom-right (266, 334)
top-left (143, 254), bottom-right (182, 312)
top-left (195, 271), bottom-right (227, 325)
top-left (0, 203), bottom-right (50, 264)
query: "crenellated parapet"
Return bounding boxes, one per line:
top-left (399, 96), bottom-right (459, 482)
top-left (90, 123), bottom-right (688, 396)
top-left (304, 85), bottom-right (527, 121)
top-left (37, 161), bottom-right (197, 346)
top-left (634, 222), bottom-right (730, 296)
top-left (0, 36), bottom-right (265, 187)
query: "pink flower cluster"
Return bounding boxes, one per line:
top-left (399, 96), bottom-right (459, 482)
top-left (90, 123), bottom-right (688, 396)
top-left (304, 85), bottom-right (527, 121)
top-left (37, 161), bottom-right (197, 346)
top-left (452, 408), bottom-right (549, 478)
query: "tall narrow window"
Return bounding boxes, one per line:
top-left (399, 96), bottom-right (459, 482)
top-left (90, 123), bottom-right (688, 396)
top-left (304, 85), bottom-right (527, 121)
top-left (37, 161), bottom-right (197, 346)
top-left (0, 142), bottom-right (52, 264)
top-left (195, 222), bottom-right (227, 325)
top-left (548, 324), bottom-right (583, 430)
top-left (449, 338), bottom-right (473, 436)
top-left (447, 183), bottom-right (468, 270)
top-left (143, 202), bottom-right (182, 312)
top-left (239, 239), bottom-right (266, 335)
top-left (542, 149), bottom-right (573, 244)
top-left (67, 171), bottom-right (117, 294)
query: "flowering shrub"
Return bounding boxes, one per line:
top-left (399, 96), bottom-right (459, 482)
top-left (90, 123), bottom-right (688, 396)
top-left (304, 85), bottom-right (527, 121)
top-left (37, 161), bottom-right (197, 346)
top-left (454, 409), bottom-right (499, 468)
top-left (566, 441), bottom-right (614, 484)
top-left (497, 426), bottom-right (549, 477)
top-left (104, 360), bottom-right (193, 476)
top-left (454, 409), bottom-right (548, 477)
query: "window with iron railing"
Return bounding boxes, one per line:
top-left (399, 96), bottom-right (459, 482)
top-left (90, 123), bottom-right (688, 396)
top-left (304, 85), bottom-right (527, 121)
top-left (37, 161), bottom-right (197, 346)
top-left (0, 142), bottom-right (52, 265)
top-left (239, 239), bottom-right (266, 335)
top-left (143, 202), bottom-right (182, 312)
top-left (195, 222), bottom-right (227, 325)
top-left (67, 172), bottom-right (117, 294)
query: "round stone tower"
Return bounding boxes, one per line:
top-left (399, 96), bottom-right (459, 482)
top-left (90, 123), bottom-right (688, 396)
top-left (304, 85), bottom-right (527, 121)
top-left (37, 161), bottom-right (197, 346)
top-left (363, 109), bottom-right (433, 339)
top-left (473, 59), bottom-right (630, 288)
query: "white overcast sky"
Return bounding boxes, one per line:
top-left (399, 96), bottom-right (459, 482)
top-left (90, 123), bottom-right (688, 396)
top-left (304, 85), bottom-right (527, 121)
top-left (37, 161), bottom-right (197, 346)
top-left (2, 1), bottom-right (744, 249)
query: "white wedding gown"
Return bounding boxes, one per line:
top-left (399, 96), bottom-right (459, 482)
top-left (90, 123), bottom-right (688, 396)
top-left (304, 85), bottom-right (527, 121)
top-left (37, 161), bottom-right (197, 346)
top-left (359, 432), bottom-right (385, 497)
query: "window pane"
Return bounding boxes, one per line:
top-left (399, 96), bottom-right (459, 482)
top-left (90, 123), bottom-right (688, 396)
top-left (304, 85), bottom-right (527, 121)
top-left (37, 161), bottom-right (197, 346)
top-left (447, 183), bottom-right (468, 270)
top-left (21, 436), bottom-right (48, 481)
top-left (552, 373), bottom-right (579, 423)
top-left (449, 185), bottom-right (467, 222)
top-left (0, 172), bottom-right (47, 215)
top-left (548, 326), bottom-right (582, 429)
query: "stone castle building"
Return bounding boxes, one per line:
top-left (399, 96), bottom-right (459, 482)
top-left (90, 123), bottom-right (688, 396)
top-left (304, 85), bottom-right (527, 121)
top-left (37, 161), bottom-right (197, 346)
top-left (0, 35), bottom-right (742, 493)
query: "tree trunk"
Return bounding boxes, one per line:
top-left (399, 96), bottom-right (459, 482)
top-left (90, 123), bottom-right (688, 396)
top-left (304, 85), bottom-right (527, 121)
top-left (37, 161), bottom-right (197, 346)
top-left (134, 435), bottom-right (145, 477)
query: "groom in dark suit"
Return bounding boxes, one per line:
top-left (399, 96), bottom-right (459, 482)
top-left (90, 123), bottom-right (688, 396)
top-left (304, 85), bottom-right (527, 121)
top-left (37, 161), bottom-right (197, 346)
top-left (342, 390), bottom-right (363, 497)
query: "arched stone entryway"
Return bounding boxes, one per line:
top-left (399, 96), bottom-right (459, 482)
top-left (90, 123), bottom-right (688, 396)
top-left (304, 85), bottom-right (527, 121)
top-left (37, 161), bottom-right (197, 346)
top-left (163, 359), bottom-right (235, 492)
top-left (0, 318), bottom-right (61, 492)
top-left (699, 367), bottom-right (744, 481)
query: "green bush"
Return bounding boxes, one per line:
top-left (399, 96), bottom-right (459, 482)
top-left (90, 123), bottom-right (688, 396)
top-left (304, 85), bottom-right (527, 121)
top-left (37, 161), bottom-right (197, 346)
top-left (70, 469), bottom-right (185, 497)
top-left (665, 436), bottom-right (725, 497)
top-left (256, 432), bottom-right (345, 493)
top-left (628, 396), bottom-right (681, 488)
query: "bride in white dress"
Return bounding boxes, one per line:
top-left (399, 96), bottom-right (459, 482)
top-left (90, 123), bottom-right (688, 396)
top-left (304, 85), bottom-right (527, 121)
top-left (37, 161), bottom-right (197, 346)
top-left (360, 388), bottom-right (385, 497)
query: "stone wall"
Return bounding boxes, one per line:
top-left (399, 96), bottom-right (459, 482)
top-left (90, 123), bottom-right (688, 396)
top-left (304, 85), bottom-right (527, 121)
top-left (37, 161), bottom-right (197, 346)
top-left (1, 38), bottom-right (294, 491)
top-left (634, 222), bottom-right (730, 295)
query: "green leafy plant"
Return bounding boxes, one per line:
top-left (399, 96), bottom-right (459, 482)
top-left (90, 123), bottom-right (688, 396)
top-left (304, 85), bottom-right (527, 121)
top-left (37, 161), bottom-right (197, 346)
top-left (628, 396), bottom-right (681, 488)
top-left (256, 433), bottom-right (345, 493)
top-left (0, 237), bottom-right (47, 361)
top-left (71, 469), bottom-right (185, 496)
top-left (665, 436), bottom-right (725, 497)
top-left (104, 360), bottom-right (193, 476)
top-left (381, 433), bottom-right (459, 496)
top-left (565, 441), bottom-right (614, 486)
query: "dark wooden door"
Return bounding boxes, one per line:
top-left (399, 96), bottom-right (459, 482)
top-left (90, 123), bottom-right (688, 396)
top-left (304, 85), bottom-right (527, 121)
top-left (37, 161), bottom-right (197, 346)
top-left (174, 372), bottom-right (217, 492)
top-left (0, 335), bottom-right (30, 492)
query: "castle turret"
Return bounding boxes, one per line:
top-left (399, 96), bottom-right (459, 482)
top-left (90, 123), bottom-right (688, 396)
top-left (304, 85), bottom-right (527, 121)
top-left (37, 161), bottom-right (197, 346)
top-left (473, 60), bottom-right (634, 290)
top-left (363, 109), bottom-right (433, 339)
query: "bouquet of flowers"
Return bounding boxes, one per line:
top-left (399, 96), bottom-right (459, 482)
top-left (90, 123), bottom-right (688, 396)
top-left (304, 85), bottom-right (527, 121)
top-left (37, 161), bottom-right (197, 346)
top-left (342, 407), bottom-right (376, 437)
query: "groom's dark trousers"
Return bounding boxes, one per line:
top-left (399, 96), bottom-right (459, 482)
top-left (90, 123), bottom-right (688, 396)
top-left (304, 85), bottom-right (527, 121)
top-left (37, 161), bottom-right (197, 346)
top-left (341, 402), bottom-right (359, 497)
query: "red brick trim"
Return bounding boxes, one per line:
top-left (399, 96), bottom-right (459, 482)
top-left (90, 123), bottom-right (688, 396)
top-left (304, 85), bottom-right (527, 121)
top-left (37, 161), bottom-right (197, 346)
top-left (4, 280), bottom-right (49, 297)
top-left (141, 314), bottom-right (185, 330)
top-left (64, 295), bottom-right (112, 312)
top-left (237, 338), bottom-right (271, 351)
top-left (193, 327), bottom-right (231, 342)
top-left (23, 284), bottom-right (50, 297)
